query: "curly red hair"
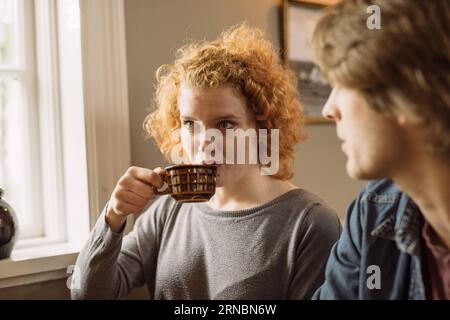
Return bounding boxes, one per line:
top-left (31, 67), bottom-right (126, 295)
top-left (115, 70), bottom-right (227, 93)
top-left (144, 23), bottom-right (306, 179)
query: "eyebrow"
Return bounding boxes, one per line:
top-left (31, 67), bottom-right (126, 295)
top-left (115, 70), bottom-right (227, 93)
top-left (180, 115), bottom-right (241, 121)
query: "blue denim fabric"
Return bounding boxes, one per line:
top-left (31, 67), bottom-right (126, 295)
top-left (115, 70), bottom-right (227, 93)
top-left (313, 179), bottom-right (426, 299)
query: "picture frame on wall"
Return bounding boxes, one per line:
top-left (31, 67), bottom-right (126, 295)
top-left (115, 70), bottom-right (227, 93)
top-left (282, 0), bottom-right (339, 124)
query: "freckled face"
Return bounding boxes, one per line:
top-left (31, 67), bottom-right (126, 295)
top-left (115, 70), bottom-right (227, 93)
top-left (178, 85), bottom-right (258, 187)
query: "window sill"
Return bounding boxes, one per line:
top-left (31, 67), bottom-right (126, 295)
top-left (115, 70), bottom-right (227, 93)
top-left (0, 243), bottom-right (80, 289)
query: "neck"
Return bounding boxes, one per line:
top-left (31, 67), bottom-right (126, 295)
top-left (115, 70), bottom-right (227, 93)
top-left (208, 166), bottom-right (297, 211)
top-left (393, 153), bottom-right (450, 250)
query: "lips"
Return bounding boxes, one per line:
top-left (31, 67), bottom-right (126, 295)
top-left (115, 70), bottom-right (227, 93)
top-left (201, 159), bottom-right (217, 165)
top-left (336, 128), bottom-right (345, 142)
top-left (337, 132), bottom-right (346, 151)
top-left (200, 160), bottom-right (224, 169)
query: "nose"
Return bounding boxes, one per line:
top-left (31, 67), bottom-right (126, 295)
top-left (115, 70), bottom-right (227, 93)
top-left (196, 130), bottom-right (216, 162)
top-left (198, 139), bottom-right (210, 153)
top-left (322, 88), bottom-right (341, 122)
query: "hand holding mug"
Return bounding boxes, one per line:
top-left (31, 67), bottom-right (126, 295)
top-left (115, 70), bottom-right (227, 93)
top-left (106, 164), bottom-right (217, 232)
top-left (106, 166), bottom-right (166, 232)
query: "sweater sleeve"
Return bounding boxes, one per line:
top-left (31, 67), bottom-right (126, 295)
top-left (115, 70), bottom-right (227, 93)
top-left (312, 195), bottom-right (364, 300)
top-left (288, 203), bottom-right (342, 299)
top-left (71, 196), bottom-right (173, 299)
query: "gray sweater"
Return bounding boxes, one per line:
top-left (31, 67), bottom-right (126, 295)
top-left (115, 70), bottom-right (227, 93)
top-left (71, 189), bottom-right (341, 300)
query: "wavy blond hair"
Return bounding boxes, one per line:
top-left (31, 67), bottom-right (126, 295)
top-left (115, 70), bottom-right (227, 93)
top-left (144, 23), bottom-right (305, 179)
top-left (312, 0), bottom-right (450, 157)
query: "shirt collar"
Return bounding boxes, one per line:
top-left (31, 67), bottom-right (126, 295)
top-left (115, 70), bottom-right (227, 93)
top-left (423, 220), bottom-right (450, 259)
top-left (371, 192), bottom-right (424, 256)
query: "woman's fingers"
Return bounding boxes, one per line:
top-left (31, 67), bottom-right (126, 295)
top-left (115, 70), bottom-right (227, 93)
top-left (110, 166), bottom-right (167, 217)
top-left (118, 177), bottom-right (154, 199)
top-left (126, 166), bottom-right (165, 190)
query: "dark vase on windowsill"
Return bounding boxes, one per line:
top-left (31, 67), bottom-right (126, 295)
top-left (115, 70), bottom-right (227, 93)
top-left (0, 188), bottom-right (19, 259)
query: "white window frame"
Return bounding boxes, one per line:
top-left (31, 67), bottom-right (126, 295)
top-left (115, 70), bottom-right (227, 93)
top-left (0, 0), bottom-right (131, 289)
top-left (1, 0), bottom-right (44, 240)
top-left (19, 0), bottom-right (67, 248)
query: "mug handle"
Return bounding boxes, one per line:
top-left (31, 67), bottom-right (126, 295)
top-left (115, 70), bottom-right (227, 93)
top-left (153, 173), bottom-right (169, 195)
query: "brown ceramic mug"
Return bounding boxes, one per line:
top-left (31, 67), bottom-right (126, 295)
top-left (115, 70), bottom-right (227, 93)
top-left (154, 164), bottom-right (217, 202)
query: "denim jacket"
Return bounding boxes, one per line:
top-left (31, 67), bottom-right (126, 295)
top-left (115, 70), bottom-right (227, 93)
top-left (313, 179), bottom-right (427, 299)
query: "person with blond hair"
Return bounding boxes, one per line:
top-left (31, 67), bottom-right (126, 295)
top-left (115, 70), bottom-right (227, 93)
top-left (71, 23), bottom-right (341, 300)
top-left (311, 0), bottom-right (450, 299)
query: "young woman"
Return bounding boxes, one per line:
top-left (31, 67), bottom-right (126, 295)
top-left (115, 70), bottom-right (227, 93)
top-left (71, 23), bottom-right (341, 300)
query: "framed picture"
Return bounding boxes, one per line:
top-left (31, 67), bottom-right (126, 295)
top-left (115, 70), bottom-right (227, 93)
top-left (282, 0), bottom-right (339, 124)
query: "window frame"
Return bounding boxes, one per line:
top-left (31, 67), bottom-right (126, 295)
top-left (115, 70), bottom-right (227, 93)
top-left (0, 0), bottom-right (131, 289)
top-left (0, 0), bottom-right (45, 240)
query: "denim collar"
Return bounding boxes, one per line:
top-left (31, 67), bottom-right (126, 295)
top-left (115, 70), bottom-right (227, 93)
top-left (371, 193), bottom-right (424, 256)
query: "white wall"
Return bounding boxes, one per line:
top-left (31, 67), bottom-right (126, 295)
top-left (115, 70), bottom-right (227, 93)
top-left (125, 0), bottom-right (365, 219)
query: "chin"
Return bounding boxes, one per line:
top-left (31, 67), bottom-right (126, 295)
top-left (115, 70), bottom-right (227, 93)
top-left (348, 170), bottom-right (370, 181)
top-left (347, 162), bottom-right (386, 181)
top-left (214, 166), bottom-right (225, 187)
top-left (215, 176), bottom-right (225, 187)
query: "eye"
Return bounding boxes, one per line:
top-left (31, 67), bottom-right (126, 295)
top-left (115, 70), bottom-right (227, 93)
top-left (217, 120), bottom-right (235, 130)
top-left (182, 120), bottom-right (195, 130)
